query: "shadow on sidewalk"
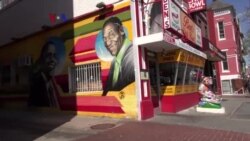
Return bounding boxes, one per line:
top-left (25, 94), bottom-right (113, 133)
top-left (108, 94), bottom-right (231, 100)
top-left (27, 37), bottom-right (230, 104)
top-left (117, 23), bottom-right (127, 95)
top-left (0, 107), bottom-right (76, 141)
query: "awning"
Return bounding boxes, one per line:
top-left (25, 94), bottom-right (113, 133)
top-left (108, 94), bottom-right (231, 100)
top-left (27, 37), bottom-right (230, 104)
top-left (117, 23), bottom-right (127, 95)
top-left (134, 32), bottom-right (207, 59)
top-left (202, 38), bottom-right (226, 61)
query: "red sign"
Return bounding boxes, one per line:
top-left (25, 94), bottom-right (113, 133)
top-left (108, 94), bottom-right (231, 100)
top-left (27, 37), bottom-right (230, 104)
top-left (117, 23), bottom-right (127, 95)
top-left (187, 0), bottom-right (206, 13)
top-left (162, 0), bottom-right (170, 30)
top-left (162, 0), bottom-right (202, 48)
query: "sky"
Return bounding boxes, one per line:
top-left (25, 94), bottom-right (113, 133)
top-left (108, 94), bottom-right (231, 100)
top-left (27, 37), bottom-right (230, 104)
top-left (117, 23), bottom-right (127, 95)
top-left (207, 0), bottom-right (250, 36)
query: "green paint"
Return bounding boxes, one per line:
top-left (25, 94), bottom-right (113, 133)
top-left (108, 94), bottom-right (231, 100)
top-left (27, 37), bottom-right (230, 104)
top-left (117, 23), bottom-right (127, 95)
top-left (61, 11), bottom-right (131, 40)
top-left (199, 102), bottom-right (222, 109)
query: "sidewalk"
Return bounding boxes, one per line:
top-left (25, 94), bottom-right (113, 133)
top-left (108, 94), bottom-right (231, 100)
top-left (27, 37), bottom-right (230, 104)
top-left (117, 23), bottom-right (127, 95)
top-left (0, 96), bottom-right (250, 141)
top-left (0, 107), bottom-right (127, 141)
top-left (80, 96), bottom-right (250, 141)
top-left (149, 96), bottom-right (250, 133)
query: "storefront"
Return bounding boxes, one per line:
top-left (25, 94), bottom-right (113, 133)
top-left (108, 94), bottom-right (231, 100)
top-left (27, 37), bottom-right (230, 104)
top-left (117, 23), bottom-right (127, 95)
top-left (131, 0), bottom-right (207, 116)
top-left (147, 48), bottom-right (205, 112)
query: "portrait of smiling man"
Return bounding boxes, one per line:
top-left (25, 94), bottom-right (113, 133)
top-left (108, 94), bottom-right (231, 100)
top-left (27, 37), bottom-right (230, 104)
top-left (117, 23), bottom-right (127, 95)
top-left (102, 17), bottom-right (135, 96)
top-left (28, 37), bottom-right (65, 107)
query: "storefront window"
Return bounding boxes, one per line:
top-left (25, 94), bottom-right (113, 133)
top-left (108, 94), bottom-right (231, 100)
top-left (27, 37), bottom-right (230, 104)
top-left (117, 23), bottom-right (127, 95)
top-left (176, 63), bottom-right (186, 85)
top-left (159, 62), bottom-right (176, 86)
top-left (185, 65), bottom-right (197, 85)
top-left (185, 66), bottom-right (203, 85)
top-left (197, 67), bottom-right (204, 83)
top-left (159, 62), bottom-right (204, 86)
top-left (158, 49), bottom-right (205, 91)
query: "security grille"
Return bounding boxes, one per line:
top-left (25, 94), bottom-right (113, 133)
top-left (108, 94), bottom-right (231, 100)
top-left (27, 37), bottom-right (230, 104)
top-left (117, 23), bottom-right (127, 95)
top-left (69, 63), bottom-right (102, 93)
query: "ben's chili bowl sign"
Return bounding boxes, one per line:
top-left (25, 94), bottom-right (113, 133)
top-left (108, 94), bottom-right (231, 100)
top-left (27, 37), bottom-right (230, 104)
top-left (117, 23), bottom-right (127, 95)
top-left (162, 0), bottom-right (170, 30)
top-left (187, 0), bottom-right (206, 13)
top-left (162, 0), bottom-right (202, 48)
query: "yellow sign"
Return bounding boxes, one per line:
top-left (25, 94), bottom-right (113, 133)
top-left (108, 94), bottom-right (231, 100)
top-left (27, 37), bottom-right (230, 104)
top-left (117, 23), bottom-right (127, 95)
top-left (161, 84), bottom-right (199, 96)
top-left (158, 49), bottom-right (205, 67)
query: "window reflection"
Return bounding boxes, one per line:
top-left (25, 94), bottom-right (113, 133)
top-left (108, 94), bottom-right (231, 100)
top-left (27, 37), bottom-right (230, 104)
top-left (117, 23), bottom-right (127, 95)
top-left (159, 62), bottom-right (203, 86)
top-left (159, 62), bottom-right (176, 86)
top-left (176, 63), bottom-right (186, 85)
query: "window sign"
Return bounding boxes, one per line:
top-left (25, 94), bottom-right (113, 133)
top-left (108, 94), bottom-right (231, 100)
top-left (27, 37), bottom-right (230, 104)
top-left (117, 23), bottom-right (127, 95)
top-left (170, 1), bottom-right (181, 33)
top-left (162, 0), bottom-right (202, 48)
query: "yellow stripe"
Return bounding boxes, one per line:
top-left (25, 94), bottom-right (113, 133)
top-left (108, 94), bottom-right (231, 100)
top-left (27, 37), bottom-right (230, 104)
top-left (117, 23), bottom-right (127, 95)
top-left (76, 111), bottom-right (137, 119)
top-left (161, 85), bottom-right (199, 96)
top-left (75, 59), bottom-right (101, 66)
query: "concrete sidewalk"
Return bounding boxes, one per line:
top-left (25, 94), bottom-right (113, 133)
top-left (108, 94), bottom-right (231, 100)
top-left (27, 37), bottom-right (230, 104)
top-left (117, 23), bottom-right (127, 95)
top-left (0, 95), bottom-right (250, 141)
top-left (149, 96), bottom-right (250, 134)
top-left (0, 108), bottom-right (126, 141)
top-left (80, 96), bottom-right (250, 141)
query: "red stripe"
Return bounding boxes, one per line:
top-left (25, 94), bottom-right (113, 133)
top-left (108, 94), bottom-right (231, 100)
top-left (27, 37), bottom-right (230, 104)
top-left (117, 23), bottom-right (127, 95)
top-left (135, 0), bottom-right (141, 37)
top-left (70, 35), bottom-right (97, 55)
top-left (140, 100), bottom-right (154, 120)
top-left (59, 96), bottom-right (125, 113)
top-left (138, 46), bottom-right (142, 69)
top-left (70, 52), bottom-right (98, 63)
top-left (161, 92), bottom-right (200, 113)
top-left (77, 106), bottom-right (124, 113)
top-left (76, 96), bottom-right (122, 106)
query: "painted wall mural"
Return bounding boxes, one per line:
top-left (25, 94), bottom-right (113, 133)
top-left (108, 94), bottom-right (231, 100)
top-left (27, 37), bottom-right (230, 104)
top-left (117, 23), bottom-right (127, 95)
top-left (0, 2), bottom-right (138, 119)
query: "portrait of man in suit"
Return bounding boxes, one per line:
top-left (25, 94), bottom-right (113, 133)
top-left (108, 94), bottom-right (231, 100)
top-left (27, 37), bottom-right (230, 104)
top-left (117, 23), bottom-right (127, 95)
top-left (101, 17), bottom-right (135, 96)
top-left (28, 37), bottom-right (65, 107)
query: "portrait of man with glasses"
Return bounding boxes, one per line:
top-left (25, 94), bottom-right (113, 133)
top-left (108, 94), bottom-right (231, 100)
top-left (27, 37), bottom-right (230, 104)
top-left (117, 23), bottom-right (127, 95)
top-left (101, 17), bottom-right (135, 96)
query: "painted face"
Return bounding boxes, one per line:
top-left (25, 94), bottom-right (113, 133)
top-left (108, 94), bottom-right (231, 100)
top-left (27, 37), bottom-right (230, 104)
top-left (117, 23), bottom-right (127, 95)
top-left (203, 77), bottom-right (210, 85)
top-left (103, 23), bottom-right (123, 56)
top-left (44, 44), bottom-right (57, 72)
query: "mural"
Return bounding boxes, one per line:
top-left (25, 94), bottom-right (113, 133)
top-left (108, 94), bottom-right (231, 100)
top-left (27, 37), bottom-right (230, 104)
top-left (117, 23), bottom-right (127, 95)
top-left (95, 17), bottom-right (135, 96)
top-left (28, 37), bottom-right (66, 107)
top-left (0, 2), bottom-right (138, 119)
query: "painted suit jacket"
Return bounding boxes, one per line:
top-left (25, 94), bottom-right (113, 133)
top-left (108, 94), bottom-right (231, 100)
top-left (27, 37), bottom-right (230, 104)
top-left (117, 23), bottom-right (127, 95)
top-left (28, 71), bottom-right (57, 107)
top-left (102, 43), bottom-right (135, 96)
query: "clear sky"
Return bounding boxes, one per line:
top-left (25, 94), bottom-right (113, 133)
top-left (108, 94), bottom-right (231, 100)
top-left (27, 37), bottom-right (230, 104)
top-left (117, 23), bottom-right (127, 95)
top-left (207, 0), bottom-right (250, 36)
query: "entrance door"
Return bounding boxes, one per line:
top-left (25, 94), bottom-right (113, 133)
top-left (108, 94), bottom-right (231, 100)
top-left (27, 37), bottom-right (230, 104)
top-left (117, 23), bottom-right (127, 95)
top-left (148, 60), bottom-right (160, 108)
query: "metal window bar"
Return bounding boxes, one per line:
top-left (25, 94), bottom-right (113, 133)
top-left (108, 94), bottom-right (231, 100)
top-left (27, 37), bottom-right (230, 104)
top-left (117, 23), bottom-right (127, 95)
top-left (70, 63), bottom-right (102, 93)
